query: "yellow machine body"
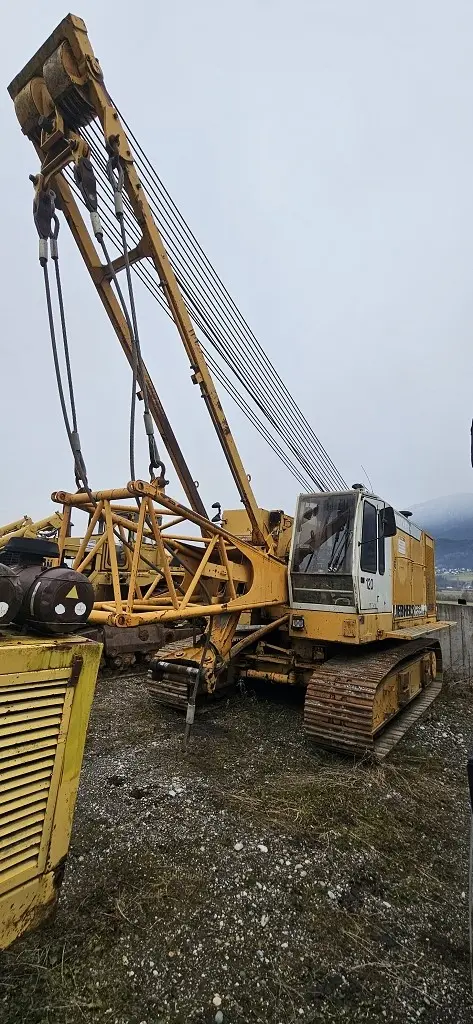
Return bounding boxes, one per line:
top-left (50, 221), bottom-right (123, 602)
top-left (0, 633), bottom-right (101, 950)
top-left (221, 507), bottom-right (294, 560)
top-left (287, 491), bottom-right (441, 644)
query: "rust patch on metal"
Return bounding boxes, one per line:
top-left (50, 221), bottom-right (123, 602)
top-left (1, 888), bottom-right (58, 951)
top-left (68, 656), bottom-right (83, 686)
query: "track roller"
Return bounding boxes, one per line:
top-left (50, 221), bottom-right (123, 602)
top-left (147, 637), bottom-right (199, 711)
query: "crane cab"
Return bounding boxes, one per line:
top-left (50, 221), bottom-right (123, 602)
top-left (288, 489), bottom-right (437, 644)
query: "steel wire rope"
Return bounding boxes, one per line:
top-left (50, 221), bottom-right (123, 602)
top-left (41, 259), bottom-right (84, 481)
top-left (75, 108), bottom-right (344, 494)
top-left (66, 171), bottom-right (314, 491)
top-left (202, 357), bottom-right (313, 490)
top-left (34, 196), bottom-right (91, 493)
top-left (98, 113), bottom-right (348, 489)
top-left (84, 131), bottom-right (345, 493)
top-left (103, 127), bottom-right (347, 491)
top-left (71, 149), bottom-right (164, 486)
top-left (70, 152), bottom-right (340, 495)
top-left (81, 130), bottom-right (343, 493)
top-left (69, 142), bottom-right (339, 497)
top-left (65, 177), bottom-right (313, 491)
top-left (82, 122), bottom-right (346, 492)
top-left (67, 160), bottom-right (173, 603)
top-left (33, 183), bottom-right (185, 604)
top-left (71, 178), bottom-right (314, 495)
top-left (106, 154), bottom-right (164, 484)
top-left (81, 129), bottom-right (333, 489)
top-left (43, 234), bottom-right (168, 578)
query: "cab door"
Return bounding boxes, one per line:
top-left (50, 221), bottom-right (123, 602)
top-left (357, 498), bottom-right (392, 613)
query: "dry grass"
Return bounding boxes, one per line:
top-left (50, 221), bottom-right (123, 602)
top-left (0, 678), bottom-right (471, 1023)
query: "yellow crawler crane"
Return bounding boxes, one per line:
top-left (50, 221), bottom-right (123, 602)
top-left (8, 14), bottom-right (449, 763)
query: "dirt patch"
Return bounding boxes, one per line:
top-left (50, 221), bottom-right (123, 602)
top-left (1, 677), bottom-right (472, 1023)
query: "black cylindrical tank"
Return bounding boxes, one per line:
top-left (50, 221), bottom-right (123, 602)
top-left (0, 564), bottom-right (24, 626)
top-left (14, 566), bottom-right (95, 635)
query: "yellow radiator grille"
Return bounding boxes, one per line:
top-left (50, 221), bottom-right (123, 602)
top-left (0, 678), bottom-right (68, 885)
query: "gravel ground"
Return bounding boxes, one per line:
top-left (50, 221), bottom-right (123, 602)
top-left (1, 675), bottom-right (472, 1024)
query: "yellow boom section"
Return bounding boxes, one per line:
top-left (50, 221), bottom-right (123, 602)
top-left (8, 13), bottom-right (270, 548)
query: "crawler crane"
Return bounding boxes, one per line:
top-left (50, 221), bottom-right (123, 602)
top-left (8, 13), bottom-right (449, 765)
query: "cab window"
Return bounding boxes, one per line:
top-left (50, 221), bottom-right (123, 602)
top-left (361, 501), bottom-right (377, 573)
top-left (378, 512), bottom-right (385, 575)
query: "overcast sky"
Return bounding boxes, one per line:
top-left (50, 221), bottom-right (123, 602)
top-left (1, 0), bottom-right (472, 525)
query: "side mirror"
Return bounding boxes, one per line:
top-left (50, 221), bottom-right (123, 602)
top-left (380, 506), bottom-right (396, 538)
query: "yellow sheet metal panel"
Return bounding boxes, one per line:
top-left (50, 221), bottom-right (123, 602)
top-left (0, 633), bottom-right (101, 949)
top-left (222, 507), bottom-right (293, 559)
top-left (222, 507), bottom-right (270, 543)
top-left (0, 870), bottom-right (57, 951)
top-left (385, 620), bottom-right (451, 639)
top-left (392, 529), bottom-right (412, 607)
top-left (289, 609), bottom-right (394, 644)
top-left (392, 526), bottom-right (433, 622)
top-left (424, 535), bottom-right (436, 615)
top-left (371, 653), bottom-right (432, 733)
top-left (411, 559), bottom-right (426, 609)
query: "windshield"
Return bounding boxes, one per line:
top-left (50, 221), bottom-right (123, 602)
top-left (291, 493), bottom-right (356, 575)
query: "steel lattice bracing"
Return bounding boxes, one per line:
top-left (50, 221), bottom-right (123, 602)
top-left (52, 481), bottom-right (288, 626)
top-left (8, 13), bottom-right (346, 537)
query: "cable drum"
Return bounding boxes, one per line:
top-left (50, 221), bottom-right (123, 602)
top-left (14, 567), bottom-right (95, 635)
top-left (0, 565), bottom-right (24, 627)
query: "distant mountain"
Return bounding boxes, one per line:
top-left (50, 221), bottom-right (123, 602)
top-left (410, 494), bottom-right (473, 540)
top-left (410, 494), bottom-right (473, 570)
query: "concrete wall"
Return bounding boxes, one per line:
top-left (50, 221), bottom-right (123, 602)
top-left (433, 601), bottom-right (473, 682)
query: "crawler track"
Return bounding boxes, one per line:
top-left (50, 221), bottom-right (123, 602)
top-left (146, 637), bottom-right (195, 710)
top-left (303, 638), bottom-right (442, 759)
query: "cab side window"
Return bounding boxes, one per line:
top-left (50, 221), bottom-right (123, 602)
top-left (361, 501), bottom-right (377, 573)
top-left (378, 512), bottom-right (386, 575)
